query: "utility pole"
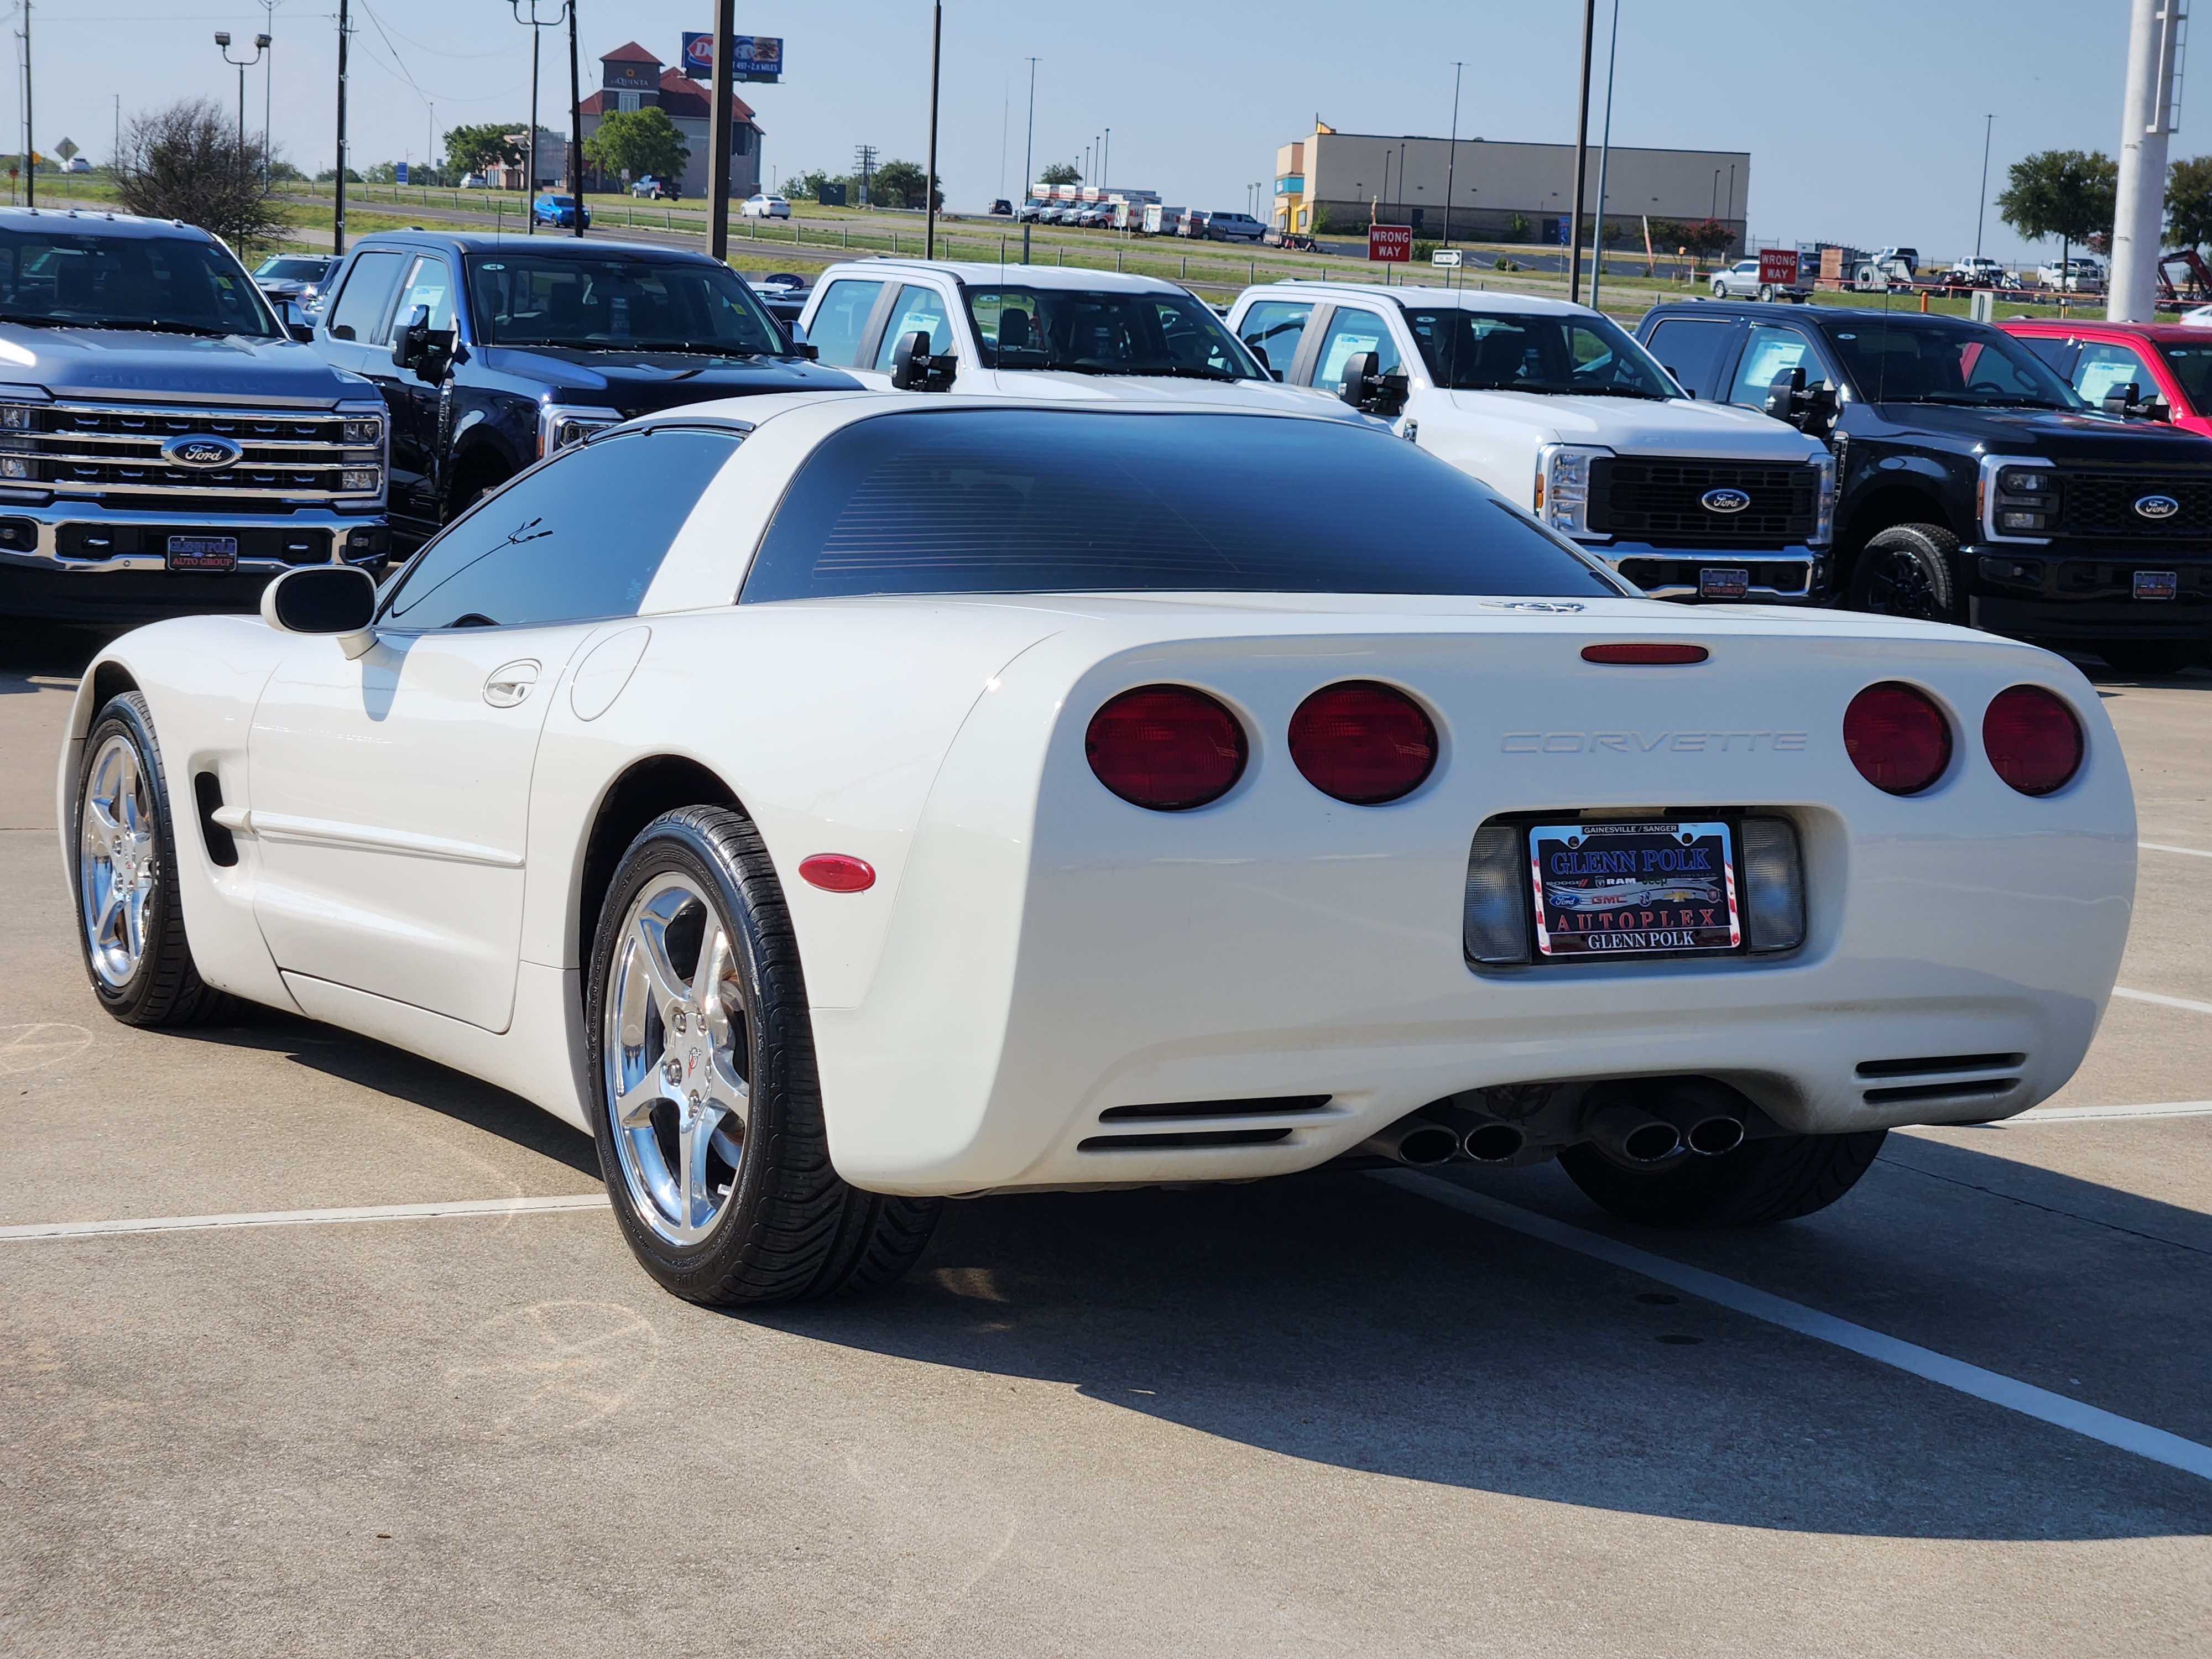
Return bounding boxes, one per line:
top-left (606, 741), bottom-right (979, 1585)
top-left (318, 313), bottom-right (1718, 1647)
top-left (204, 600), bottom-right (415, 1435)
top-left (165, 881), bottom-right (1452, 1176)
top-left (1102, 126), bottom-right (1109, 194)
top-left (708, 0), bottom-right (735, 260)
top-left (566, 1), bottom-right (582, 236)
top-left (1021, 56), bottom-right (1037, 265)
top-left (263, 0), bottom-right (274, 189)
top-left (1588, 0), bottom-right (1619, 309)
top-left (22, 0), bottom-right (33, 209)
top-left (1567, 0), bottom-right (1596, 305)
top-left (2110, 0), bottom-right (2183, 321)
top-left (333, 0), bottom-right (348, 252)
top-left (1975, 113), bottom-right (1994, 259)
top-left (1443, 61), bottom-right (1464, 248)
top-left (925, 0), bottom-right (941, 258)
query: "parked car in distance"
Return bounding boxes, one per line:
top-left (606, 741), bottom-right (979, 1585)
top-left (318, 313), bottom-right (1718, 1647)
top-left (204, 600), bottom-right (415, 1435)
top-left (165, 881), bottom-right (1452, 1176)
top-left (2000, 318), bottom-right (2212, 439)
top-left (66, 391), bottom-right (2136, 1310)
top-left (306, 232), bottom-right (858, 550)
top-left (1203, 211), bottom-right (1267, 243)
top-left (251, 253), bottom-right (337, 322)
top-left (1709, 259), bottom-right (1767, 299)
top-left (458, 173), bottom-right (488, 190)
top-left (988, 198), bottom-right (1014, 216)
top-left (1231, 280), bottom-right (1835, 606)
top-left (1938, 255), bottom-right (2009, 288)
top-left (1638, 299), bottom-right (2212, 675)
top-left (1074, 202), bottom-right (1114, 229)
top-left (740, 194), bottom-right (791, 220)
top-left (1016, 197), bottom-right (1048, 222)
top-left (0, 207), bottom-right (390, 623)
top-left (532, 194), bottom-right (591, 229)
top-left (61, 155), bottom-right (93, 175)
top-left (2037, 257), bottom-right (2106, 293)
top-left (748, 273), bottom-right (808, 330)
top-left (631, 175), bottom-right (681, 200)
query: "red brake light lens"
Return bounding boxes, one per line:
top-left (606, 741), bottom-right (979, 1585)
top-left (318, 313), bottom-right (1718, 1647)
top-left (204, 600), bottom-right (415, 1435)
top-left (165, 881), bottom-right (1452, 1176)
top-left (1843, 682), bottom-right (1952, 795)
top-left (1983, 685), bottom-right (2083, 796)
top-left (1086, 686), bottom-right (1248, 810)
top-left (1288, 681), bottom-right (1438, 805)
top-left (1580, 643), bottom-right (1710, 665)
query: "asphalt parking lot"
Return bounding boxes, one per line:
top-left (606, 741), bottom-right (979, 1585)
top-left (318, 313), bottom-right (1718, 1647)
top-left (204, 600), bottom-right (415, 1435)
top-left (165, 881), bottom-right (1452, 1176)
top-left (3, 633), bottom-right (2210, 1657)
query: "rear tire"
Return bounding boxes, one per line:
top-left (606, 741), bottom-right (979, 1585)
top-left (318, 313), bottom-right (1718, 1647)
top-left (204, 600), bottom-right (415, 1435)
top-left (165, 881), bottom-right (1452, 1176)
top-left (1848, 523), bottom-right (1958, 622)
top-left (2093, 639), bottom-right (2201, 678)
top-left (1559, 1130), bottom-right (1887, 1228)
top-left (586, 805), bottom-right (940, 1305)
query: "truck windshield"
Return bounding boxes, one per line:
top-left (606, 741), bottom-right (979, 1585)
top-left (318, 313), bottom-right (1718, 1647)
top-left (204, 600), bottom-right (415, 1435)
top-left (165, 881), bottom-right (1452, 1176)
top-left (964, 285), bottom-right (1267, 380)
top-left (1401, 306), bottom-right (1676, 399)
top-left (2155, 340), bottom-right (2212, 414)
top-left (1819, 318), bottom-right (2085, 409)
top-left (462, 252), bottom-right (786, 354)
top-left (0, 229), bottom-right (279, 338)
top-left (253, 257), bottom-right (331, 282)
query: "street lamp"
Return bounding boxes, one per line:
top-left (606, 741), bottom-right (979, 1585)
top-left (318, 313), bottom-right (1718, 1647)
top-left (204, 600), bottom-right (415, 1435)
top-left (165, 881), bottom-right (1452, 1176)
top-left (215, 32), bottom-right (271, 180)
top-left (505, 1), bottom-right (573, 237)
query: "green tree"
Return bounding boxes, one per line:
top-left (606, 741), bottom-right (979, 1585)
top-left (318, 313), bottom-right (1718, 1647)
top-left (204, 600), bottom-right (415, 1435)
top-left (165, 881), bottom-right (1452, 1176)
top-left (1038, 161), bottom-right (1079, 186)
top-left (1997, 148), bottom-right (2117, 281)
top-left (444, 122), bottom-right (521, 181)
top-left (2166, 154), bottom-right (2212, 253)
top-left (113, 99), bottom-right (287, 254)
top-left (870, 158), bottom-right (942, 211)
top-left (584, 107), bottom-right (689, 187)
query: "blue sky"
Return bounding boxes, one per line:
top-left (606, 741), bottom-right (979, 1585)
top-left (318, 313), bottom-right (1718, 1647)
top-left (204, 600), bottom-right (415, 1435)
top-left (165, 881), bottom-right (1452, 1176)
top-left (29, 1), bottom-right (2145, 265)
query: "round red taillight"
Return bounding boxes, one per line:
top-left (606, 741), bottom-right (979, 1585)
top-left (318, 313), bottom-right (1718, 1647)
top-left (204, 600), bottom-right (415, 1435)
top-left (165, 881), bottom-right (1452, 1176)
top-left (1843, 681), bottom-right (1952, 795)
top-left (1287, 681), bottom-right (1438, 805)
top-left (1983, 685), bottom-right (2083, 796)
top-left (1086, 685), bottom-right (1248, 810)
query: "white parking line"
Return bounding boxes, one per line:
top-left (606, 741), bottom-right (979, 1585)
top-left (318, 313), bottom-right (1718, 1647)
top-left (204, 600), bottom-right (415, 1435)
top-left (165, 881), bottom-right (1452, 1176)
top-left (0, 1193), bottom-right (610, 1241)
top-left (2112, 986), bottom-right (2212, 1016)
top-left (2141, 841), bottom-right (2212, 859)
top-left (2002, 1100), bottom-right (2212, 1123)
top-left (1384, 1170), bottom-right (2212, 1484)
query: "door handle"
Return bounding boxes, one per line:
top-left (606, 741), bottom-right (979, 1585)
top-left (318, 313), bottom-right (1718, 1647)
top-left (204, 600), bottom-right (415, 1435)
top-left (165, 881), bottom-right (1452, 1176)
top-left (483, 659), bottom-right (540, 708)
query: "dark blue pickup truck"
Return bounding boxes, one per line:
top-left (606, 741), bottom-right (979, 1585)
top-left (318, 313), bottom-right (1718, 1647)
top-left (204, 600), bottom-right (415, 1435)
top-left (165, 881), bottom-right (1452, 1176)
top-left (308, 231), bottom-right (860, 548)
top-left (0, 207), bottom-right (392, 623)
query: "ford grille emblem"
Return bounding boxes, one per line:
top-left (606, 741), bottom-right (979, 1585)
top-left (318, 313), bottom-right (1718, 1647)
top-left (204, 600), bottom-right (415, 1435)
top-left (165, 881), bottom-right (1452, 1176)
top-left (1700, 487), bottom-right (1752, 514)
top-left (2133, 493), bottom-right (2180, 520)
top-left (161, 435), bottom-right (244, 470)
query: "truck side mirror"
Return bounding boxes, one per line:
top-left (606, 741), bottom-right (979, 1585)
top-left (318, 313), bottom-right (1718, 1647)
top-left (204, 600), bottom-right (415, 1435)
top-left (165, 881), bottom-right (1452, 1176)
top-left (260, 566), bottom-right (380, 660)
top-left (391, 304), bottom-right (430, 370)
top-left (889, 328), bottom-right (957, 393)
top-left (2101, 380), bottom-right (2171, 421)
top-left (1764, 366), bottom-right (1837, 439)
top-left (1337, 351), bottom-right (1410, 418)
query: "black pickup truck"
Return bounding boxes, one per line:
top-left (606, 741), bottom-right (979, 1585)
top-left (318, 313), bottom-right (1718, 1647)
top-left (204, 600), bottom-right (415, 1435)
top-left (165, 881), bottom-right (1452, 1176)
top-left (309, 232), bottom-right (860, 547)
top-left (1638, 300), bottom-right (2212, 675)
top-left (0, 207), bottom-right (392, 623)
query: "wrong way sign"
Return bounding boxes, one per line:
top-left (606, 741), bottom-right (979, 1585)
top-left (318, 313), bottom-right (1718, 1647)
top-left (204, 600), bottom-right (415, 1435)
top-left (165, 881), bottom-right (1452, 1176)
top-left (1368, 225), bottom-right (1412, 262)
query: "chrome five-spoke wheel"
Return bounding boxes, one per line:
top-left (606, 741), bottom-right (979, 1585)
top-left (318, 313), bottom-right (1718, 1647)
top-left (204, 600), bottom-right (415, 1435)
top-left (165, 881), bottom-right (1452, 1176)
top-left (604, 872), bottom-right (752, 1247)
top-left (79, 732), bottom-right (157, 990)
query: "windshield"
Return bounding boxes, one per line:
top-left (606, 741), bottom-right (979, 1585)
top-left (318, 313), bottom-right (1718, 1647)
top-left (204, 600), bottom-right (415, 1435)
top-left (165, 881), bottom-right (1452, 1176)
top-left (742, 408), bottom-right (1623, 602)
top-left (1818, 318), bottom-right (2086, 408)
top-left (964, 285), bottom-right (1266, 380)
top-left (463, 252), bottom-right (786, 353)
top-left (1402, 306), bottom-right (1677, 398)
top-left (253, 256), bottom-right (332, 282)
top-left (2156, 340), bottom-right (2212, 414)
top-left (0, 229), bottom-right (279, 338)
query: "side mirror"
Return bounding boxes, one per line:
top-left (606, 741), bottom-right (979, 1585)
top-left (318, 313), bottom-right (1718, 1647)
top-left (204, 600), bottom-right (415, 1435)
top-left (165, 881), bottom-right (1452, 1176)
top-left (1337, 351), bottom-right (1410, 418)
top-left (888, 328), bottom-right (957, 392)
top-left (2101, 380), bottom-right (2170, 421)
top-left (785, 336), bottom-right (820, 360)
top-left (391, 304), bottom-right (430, 370)
top-left (288, 322), bottom-right (316, 343)
top-left (261, 565), bottom-right (380, 660)
top-left (1764, 366), bottom-right (1838, 438)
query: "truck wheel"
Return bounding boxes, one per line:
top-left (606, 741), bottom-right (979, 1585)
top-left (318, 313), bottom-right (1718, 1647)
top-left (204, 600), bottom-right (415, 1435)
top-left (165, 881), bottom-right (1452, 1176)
top-left (1710, 279), bottom-right (1728, 298)
top-left (2093, 639), bottom-right (2201, 678)
top-left (587, 805), bottom-right (941, 1305)
top-left (1847, 524), bottom-right (1958, 622)
top-left (1559, 1129), bottom-right (1887, 1228)
top-left (1758, 283), bottom-right (1776, 303)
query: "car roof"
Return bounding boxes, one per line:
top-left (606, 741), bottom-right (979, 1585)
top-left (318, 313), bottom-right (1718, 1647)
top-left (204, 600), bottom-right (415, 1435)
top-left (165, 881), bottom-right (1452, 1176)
top-left (1999, 317), bottom-right (2211, 341)
top-left (635, 386), bottom-right (1387, 435)
top-left (1641, 300), bottom-right (1991, 330)
top-left (348, 231), bottom-right (718, 264)
top-left (0, 205), bottom-right (218, 242)
top-left (1243, 279), bottom-right (1598, 319)
top-left (810, 258), bottom-right (1193, 294)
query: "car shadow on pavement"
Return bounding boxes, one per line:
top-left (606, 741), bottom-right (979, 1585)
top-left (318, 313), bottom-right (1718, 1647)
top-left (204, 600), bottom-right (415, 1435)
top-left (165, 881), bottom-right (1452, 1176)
top-left (0, 623), bottom-right (114, 683)
top-left (745, 1156), bottom-right (2212, 1542)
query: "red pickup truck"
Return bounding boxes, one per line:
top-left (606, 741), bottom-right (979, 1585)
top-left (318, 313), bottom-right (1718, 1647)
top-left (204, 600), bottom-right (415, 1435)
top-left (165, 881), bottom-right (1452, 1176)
top-left (1998, 319), bottom-right (2212, 440)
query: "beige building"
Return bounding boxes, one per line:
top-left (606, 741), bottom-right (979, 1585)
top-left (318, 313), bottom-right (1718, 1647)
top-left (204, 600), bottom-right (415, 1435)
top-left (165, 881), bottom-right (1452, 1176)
top-left (1274, 123), bottom-right (1750, 252)
top-left (579, 41), bottom-right (765, 200)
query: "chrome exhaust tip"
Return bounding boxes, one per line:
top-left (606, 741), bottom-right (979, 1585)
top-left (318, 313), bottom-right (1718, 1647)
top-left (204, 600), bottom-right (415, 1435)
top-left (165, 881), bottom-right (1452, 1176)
top-left (1462, 1122), bottom-right (1526, 1163)
top-left (1685, 1114), bottom-right (1746, 1156)
top-left (1356, 1116), bottom-right (1462, 1167)
top-left (1589, 1104), bottom-right (1683, 1165)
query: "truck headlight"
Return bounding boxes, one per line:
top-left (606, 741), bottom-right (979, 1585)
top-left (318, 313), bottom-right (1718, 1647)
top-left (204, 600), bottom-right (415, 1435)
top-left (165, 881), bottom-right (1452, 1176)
top-left (342, 417), bottom-right (383, 446)
top-left (1535, 443), bottom-right (1613, 539)
top-left (341, 467), bottom-right (380, 493)
top-left (1994, 465), bottom-right (2059, 533)
top-left (539, 403), bottom-right (622, 457)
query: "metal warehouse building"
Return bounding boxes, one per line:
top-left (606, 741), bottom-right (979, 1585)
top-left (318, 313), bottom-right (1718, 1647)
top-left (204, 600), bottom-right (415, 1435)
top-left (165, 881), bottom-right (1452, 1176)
top-left (1274, 122), bottom-right (1750, 251)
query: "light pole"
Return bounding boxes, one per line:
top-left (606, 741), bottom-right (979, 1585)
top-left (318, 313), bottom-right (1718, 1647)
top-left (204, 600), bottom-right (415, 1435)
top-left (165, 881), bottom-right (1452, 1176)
top-left (1021, 56), bottom-right (1037, 265)
top-left (1567, 0), bottom-right (1597, 305)
top-left (260, 0), bottom-right (274, 188)
top-left (925, 0), bottom-right (941, 258)
top-left (506, 1), bottom-right (572, 237)
top-left (1443, 61), bottom-right (1464, 248)
top-left (215, 32), bottom-right (271, 181)
top-left (1588, 0), bottom-right (1619, 309)
top-left (1102, 127), bottom-right (1109, 194)
top-left (1975, 113), bottom-right (1995, 259)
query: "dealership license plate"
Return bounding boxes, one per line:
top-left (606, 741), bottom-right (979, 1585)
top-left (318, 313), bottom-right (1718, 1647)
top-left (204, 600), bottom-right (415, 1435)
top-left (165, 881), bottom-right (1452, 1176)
top-left (1699, 567), bottom-right (1751, 600)
top-left (2134, 569), bottom-right (2178, 601)
top-left (166, 535), bottom-right (238, 573)
top-left (1529, 820), bottom-right (1742, 961)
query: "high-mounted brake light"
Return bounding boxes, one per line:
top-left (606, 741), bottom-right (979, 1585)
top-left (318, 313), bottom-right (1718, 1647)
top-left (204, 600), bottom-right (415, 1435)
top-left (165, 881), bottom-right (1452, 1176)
top-left (1843, 682), bottom-right (1952, 795)
top-left (1086, 686), bottom-right (1248, 811)
top-left (1983, 685), bottom-right (2083, 796)
top-left (1580, 643), bottom-right (1710, 665)
top-left (1288, 681), bottom-right (1438, 805)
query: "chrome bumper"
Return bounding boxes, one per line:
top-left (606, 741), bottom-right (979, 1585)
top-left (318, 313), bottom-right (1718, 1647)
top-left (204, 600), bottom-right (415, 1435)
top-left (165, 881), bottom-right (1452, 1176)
top-left (1594, 543), bottom-right (1828, 604)
top-left (0, 500), bottom-right (389, 575)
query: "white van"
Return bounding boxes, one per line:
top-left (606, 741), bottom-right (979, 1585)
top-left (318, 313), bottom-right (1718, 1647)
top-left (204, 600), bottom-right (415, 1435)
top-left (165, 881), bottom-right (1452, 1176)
top-left (1225, 280), bottom-right (1837, 603)
top-left (794, 259), bottom-right (1359, 415)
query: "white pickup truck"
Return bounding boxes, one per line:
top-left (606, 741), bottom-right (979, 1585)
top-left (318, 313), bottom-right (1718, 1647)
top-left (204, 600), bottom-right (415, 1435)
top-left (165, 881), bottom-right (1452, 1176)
top-left (1225, 281), bottom-right (1838, 603)
top-left (794, 259), bottom-right (1350, 416)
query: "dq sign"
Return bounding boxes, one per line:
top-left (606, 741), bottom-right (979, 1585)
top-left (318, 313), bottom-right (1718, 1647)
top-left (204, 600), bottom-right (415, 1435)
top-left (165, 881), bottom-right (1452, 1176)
top-left (1368, 225), bottom-right (1412, 263)
top-left (681, 33), bottom-right (784, 82)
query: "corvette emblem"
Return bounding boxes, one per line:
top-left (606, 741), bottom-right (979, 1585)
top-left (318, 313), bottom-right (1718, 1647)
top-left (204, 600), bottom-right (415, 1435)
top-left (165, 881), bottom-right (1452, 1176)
top-left (1700, 487), bottom-right (1752, 514)
top-left (161, 434), bottom-right (243, 469)
top-left (2133, 493), bottom-right (2180, 520)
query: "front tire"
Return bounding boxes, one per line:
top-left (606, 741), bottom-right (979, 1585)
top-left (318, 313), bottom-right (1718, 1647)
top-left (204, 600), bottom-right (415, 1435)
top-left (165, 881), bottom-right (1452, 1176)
top-left (1710, 279), bottom-right (1728, 298)
top-left (1560, 1130), bottom-right (1887, 1228)
top-left (1848, 523), bottom-right (1958, 622)
top-left (73, 692), bottom-right (230, 1027)
top-left (1758, 283), bottom-right (1776, 303)
top-left (586, 806), bottom-right (940, 1305)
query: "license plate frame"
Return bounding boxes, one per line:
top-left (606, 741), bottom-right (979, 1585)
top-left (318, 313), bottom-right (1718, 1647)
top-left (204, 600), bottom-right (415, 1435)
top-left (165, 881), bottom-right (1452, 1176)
top-left (1528, 819), bottom-right (1743, 962)
top-left (2133, 568), bottom-right (2179, 601)
top-left (165, 534), bottom-right (238, 573)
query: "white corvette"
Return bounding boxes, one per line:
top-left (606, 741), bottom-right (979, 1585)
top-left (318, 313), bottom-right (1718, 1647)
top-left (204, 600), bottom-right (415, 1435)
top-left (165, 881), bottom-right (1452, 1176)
top-left (59, 393), bottom-right (2136, 1304)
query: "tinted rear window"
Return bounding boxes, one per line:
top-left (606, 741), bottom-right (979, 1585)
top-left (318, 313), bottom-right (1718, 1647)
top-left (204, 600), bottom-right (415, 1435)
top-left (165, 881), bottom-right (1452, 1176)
top-left (741, 409), bottom-right (1620, 602)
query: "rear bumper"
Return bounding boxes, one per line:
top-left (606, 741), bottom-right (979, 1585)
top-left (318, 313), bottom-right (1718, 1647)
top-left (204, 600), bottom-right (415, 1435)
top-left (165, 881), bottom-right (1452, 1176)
top-left (1963, 544), bottom-right (2212, 642)
top-left (1600, 542), bottom-right (1828, 604)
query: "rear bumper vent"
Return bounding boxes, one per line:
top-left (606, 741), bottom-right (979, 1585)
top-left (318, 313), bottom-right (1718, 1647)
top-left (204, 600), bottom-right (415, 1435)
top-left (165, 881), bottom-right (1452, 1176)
top-left (1856, 1053), bottom-right (2025, 1079)
top-left (1096, 1095), bottom-right (1331, 1121)
top-left (1077, 1127), bottom-right (1295, 1152)
top-left (1080, 1095), bottom-right (1331, 1153)
top-left (1863, 1078), bottom-right (2021, 1107)
top-left (1856, 1053), bottom-right (2025, 1108)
